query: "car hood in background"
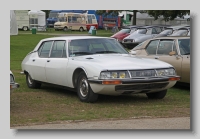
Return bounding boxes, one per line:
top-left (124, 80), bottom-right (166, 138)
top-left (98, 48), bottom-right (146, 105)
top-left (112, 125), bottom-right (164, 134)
top-left (71, 54), bottom-right (172, 70)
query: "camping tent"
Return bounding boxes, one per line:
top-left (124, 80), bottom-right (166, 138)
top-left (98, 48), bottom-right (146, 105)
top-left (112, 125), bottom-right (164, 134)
top-left (28, 10), bottom-right (46, 31)
top-left (10, 10), bottom-right (18, 35)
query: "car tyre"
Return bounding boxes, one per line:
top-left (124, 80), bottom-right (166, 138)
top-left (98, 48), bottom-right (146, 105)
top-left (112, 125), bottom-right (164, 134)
top-left (63, 27), bottom-right (68, 31)
top-left (77, 71), bottom-right (98, 103)
top-left (79, 27), bottom-right (84, 32)
top-left (146, 90), bottom-right (167, 99)
top-left (23, 26), bottom-right (28, 31)
top-left (26, 73), bottom-right (41, 89)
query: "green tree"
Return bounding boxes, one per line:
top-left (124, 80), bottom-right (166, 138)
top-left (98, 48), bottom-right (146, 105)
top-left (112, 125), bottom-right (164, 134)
top-left (42, 10), bottom-right (51, 19)
top-left (96, 10), bottom-right (190, 25)
top-left (146, 10), bottom-right (190, 21)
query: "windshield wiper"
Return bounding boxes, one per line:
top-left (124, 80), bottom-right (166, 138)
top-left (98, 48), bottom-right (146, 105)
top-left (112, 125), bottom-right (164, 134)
top-left (184, 52), bottom-right (190, 55)
top-left (95, 51), bottom-right (120, 54)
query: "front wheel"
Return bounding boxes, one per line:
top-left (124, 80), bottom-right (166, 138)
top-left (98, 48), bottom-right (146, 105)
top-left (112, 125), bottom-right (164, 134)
top-left (146, 90), bottom-right (167, 99)
top-left (23, 26), bottom-right (28, 31)
top-left (77, 72), bottom-right (98, 103)
top-left (26, 73), bottom-right (41, 89)
top-left (63, 27), bottom-right (68, 31)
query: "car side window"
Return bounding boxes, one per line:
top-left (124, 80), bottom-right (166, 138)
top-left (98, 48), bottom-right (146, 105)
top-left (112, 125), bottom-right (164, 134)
top-left (157, 40), bottom-right (177, 55)
top-left (146, 28), bottom-right (152, 35)
top-left (152, 28), bottom-right (157, 34)
top-left (50, 41), bottom-right (66, 58)
top-left (38, 41), bottom-right (53, 58)
top-left (146, 40), bottom-right (159, 55)
top-left (155, 27), bottom-right (162, 34)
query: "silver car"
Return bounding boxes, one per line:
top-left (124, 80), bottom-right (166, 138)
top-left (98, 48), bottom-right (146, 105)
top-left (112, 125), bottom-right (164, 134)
top-left (122, 26), bottom-right (163, 49)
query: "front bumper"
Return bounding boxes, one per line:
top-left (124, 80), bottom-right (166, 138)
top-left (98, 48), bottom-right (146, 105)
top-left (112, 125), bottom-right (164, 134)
top-left (10, 83), bottom-right (20, 92)
top-left (54, 26), bottom-right (63, 30)
top-left (88, 76), bottom-right (180, 95)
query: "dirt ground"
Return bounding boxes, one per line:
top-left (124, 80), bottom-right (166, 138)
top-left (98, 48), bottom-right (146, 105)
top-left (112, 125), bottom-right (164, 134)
top-left (11, 117), bottom-right (190, 129)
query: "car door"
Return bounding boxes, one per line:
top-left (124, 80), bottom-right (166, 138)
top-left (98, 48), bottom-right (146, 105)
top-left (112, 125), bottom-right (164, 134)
top-left (178, 38), bottom-right (190, 83)
top-left (149, 39), bottom-right (182, 77)
top-left (181, 55), bottom-right (190, 83)
top-left (30, 41), bottom-right (53, 82)
top-left (146, 39), bottom-right (183, 76)
top-left (45, 40), bottom-right (69, 86)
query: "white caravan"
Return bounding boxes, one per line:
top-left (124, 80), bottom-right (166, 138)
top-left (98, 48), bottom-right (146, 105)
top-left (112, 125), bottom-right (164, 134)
top-left (15, 10), bottom-right (29, 31)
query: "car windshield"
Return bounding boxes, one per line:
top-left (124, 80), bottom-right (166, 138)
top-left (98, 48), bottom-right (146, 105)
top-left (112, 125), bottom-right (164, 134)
top-left (68, 38), bottom-right (129, 57)
top-left (171, 30), bottom-right (189, 36)
top-left (160, 29), bottom-right (173, 35)
top-left (134, 28), bottom-right (147, 34)
top-left (178, 39), bottom-right (190, 55)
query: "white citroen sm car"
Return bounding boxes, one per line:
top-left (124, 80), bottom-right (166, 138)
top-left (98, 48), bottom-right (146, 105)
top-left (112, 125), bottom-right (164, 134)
top-left (21, 36), bottom-right (180, 103)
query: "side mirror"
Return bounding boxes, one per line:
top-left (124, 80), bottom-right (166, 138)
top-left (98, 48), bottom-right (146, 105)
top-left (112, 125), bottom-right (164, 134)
top-left (169, 51), bottom-right (176, 56)
top-left (129, 51), bottom-right (136, 55)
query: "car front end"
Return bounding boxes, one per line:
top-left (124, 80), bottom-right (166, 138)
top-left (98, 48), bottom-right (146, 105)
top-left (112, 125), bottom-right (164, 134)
top-left (54, 22), bottom-right (64, 30)
top-left (88, 68), bottom-right (180, 95)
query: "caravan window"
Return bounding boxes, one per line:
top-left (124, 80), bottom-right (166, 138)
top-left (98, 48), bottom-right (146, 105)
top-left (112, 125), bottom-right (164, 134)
top-left (71, 15), bottom-right (83, 23)
top-left (87, 15), bottom-right (92, 24)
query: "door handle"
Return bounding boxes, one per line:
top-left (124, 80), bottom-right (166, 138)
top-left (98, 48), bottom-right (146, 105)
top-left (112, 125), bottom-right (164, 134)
top-left (32, 59), bottom-right (35, 62)
top-left (155, 56), bottom-right (159, 59)
top-left (47, 60), bottom-right (50, 62)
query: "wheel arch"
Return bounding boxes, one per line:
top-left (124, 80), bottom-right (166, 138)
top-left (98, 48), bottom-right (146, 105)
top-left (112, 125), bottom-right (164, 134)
top-left (72, 67), bottom-right (88, 89)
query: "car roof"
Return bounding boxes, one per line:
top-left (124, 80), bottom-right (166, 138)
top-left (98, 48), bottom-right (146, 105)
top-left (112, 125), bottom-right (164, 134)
top-left (165, 25), bottom-right (190, 30)
top-left (178, 27), bottom-right (190, 30)
top-left (151, 36), bottom-right (190, 40)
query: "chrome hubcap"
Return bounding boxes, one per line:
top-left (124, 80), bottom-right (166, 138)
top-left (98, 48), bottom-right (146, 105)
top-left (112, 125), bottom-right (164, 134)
top-left (28, 74), bottom-right (33, 85)
top-left (80, 78), bottom-right (89, 97)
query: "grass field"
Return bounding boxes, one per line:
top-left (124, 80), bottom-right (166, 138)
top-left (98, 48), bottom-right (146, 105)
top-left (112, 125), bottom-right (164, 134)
top-left (10, 31), bottom-right (190, 127)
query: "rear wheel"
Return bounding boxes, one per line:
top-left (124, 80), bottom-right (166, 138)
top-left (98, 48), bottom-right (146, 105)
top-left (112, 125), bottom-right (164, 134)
top-left (146, 90), bottom-right (167, 99)
top-left (77, 71), bottom-right (98, 102)
top-left (23, 26), bottom-right (28, 31)
top-left (79, 27), bottom-right (84, 32)
top-left (26, 73), bottom-right (41, 89)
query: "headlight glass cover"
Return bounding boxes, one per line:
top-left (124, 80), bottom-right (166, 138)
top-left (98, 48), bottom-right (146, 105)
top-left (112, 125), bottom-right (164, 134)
top-left (100, 71), bottom-right (130, 79)
top-left (99, 68), bottom-right (176, 79)
top-left (156, 68), bottom-right (176, 76)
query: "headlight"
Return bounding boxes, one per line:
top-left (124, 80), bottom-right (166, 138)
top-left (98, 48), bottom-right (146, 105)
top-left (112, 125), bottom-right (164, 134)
top-left (156, 68), bottom-right (176, 76)
top-left (10, 74), bottom-right (14, 83)
top-left (99, 71), bottom-right (130, 79)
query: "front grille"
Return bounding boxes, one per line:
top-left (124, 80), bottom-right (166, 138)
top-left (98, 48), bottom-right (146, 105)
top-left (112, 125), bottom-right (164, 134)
top-left (115, 82), bottom-right (169, 91)
top-left (124, 39), bottom-right (132, 42)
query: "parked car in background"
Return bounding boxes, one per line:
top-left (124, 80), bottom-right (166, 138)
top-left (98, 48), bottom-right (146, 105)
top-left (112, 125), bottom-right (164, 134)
top-left (54, 13), bottom-right (87, 31)
top-left (10, 70), bottom-right (19, 92)
top-left (130, 36), bottom-right (190, 84)
top-left (21, 36), bottom-right (180, 103)
top-left (154, 25), bottom-right (190, 38)
top-left (111, 25), bottom-right (144, 43)
top-left (122, 26), bottom-right (163, 49)
top-left (170, 27), bottom-right (190, 36)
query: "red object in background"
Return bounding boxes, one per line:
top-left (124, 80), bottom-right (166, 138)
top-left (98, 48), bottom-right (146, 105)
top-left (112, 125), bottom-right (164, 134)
top-left (86, 24), bottom-right (98, 30)
top-left (111, 28), bottom-right (131, 42)
top-left (118, 17), bottom-right (121, 27)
